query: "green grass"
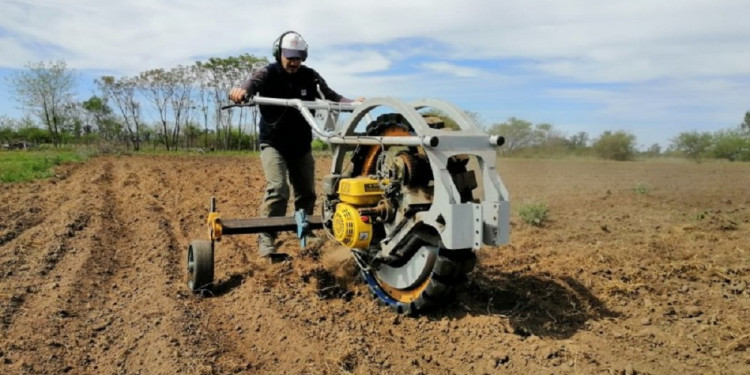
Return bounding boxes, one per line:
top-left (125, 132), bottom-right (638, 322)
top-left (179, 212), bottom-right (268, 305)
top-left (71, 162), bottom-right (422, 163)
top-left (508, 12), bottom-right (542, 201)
top-left (0, 148), bottom-right (92, 183)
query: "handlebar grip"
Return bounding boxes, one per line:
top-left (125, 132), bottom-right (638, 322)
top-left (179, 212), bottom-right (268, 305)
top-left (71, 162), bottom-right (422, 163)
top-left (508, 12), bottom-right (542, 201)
top-left (221, 101), bottom-right (256, 110)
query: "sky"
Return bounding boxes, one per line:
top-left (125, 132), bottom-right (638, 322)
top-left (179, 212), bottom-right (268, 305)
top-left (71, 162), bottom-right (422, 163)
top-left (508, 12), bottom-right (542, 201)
top-left (1, 0), bottom-right (749, 149)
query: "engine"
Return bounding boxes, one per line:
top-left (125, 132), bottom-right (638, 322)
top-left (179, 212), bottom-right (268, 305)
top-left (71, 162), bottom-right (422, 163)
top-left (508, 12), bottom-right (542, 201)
top-left (331, 177), bottom-right (382, 249)
top-left (323, 145), bottom-right (436, 258)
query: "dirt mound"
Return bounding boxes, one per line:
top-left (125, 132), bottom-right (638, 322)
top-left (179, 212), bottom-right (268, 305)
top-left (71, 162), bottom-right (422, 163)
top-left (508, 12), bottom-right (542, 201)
top-left (1, 155), bottom-right (748, 374)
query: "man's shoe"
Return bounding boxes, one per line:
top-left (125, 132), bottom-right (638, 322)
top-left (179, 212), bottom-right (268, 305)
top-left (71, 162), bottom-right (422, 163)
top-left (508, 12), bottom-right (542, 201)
top-left (257, 234), bottom-right (276, 257)
top-left (268, 253), bottom-right (291, 264)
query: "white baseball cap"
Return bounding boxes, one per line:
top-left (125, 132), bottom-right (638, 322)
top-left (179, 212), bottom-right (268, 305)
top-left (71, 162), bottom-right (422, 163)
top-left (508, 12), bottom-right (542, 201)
top-left (280, 33), bottom-right (308, 59)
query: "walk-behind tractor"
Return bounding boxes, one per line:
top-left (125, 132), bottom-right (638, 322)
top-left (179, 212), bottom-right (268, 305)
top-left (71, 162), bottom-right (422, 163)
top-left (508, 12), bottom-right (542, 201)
top-left (187, 96), bottom-right (510, 314)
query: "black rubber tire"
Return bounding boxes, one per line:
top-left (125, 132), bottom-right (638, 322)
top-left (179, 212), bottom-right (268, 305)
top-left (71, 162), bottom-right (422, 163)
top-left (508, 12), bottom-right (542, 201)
top-left (187, 240), bottom-right (214, 292)
top-left (368, 249), bottom-right (477, 315)
top-left (350, 113), bottom-right (478, 314)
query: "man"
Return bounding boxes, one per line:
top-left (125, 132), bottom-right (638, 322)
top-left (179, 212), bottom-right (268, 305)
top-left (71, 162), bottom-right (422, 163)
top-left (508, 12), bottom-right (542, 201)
top-left (229, 31), bottom-right (362, 259)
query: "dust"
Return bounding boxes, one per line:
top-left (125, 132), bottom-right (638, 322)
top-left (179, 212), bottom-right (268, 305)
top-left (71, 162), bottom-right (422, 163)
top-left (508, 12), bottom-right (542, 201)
top-left (320, 244), bottom-right (357, 284)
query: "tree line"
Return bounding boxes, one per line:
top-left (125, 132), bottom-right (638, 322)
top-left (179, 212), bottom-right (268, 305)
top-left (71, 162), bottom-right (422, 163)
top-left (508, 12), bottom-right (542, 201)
top-left (2, 59), bottom-right (750, 161)
top-left (3, 57), bottom-right (266, 151)
top-left (487, 115), bottom-right (750, 161)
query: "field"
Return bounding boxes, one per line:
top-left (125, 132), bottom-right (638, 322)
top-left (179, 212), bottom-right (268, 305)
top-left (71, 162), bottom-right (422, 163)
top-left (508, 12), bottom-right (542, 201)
top-left (0, 154), bottom-right (748, 374)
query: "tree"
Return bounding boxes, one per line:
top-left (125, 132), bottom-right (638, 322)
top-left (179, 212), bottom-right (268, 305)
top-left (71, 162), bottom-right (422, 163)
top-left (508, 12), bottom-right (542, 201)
top-left (712, 128), bottom-right (750, 161)
top-left (194, 54), bottom-right (266, 150)
top-left (138, 69), bottom-right (175, 150)
top-left (488, 117), bottom-right (565, 154)
top-left (183, 122), bottom-right (202, 149)
top-left (488, 117), bottom-right (535, 153)
top-left (742, 111), bottom-right (750, 133)
top-left (16, 118), bottom-right (52, 144)
top-left (8, 60), bottom-right (77, 146)
top-left (644, 143), bottom-right (662, 157)
top-left (533, 123), bottom-right (570, 153)
top-left (463, 110), bottom-right (484, 128)
top-left (81, 96), bottom-right (120, 142)
top-left (193, 65), bottom-right (216, 149)
top-left (670, 131), bottom-right (713, 162)
top-left (569, 132), bottom-right (589, 149)
top-left (167, 65), bottom-right (196, 150)
top-left (0, 115), bottom-right (17, 145)
top-left (96, 76), bottom-right (144, 150)
top-left (195, 57), bottom-right (237, 149)
top-left (592, 130), bottom-right (637, 161)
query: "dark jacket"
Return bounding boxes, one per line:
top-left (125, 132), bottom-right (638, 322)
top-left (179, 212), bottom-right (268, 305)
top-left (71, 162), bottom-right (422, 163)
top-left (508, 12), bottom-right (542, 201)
top-left (241, 63), bottom-right (344, 157)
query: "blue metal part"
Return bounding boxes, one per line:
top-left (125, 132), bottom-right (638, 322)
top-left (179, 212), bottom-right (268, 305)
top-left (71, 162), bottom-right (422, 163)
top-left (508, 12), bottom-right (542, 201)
top-left (294, 209), bottom-right (309, 248)
top-left (360, 269), bottom-right (399, 307)
top-left (350, 249), bottom-right (400, 307)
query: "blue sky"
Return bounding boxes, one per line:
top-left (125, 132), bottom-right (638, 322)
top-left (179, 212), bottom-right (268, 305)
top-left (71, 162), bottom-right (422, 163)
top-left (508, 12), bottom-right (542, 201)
top-left (1, 0), bottom-right (749, 149)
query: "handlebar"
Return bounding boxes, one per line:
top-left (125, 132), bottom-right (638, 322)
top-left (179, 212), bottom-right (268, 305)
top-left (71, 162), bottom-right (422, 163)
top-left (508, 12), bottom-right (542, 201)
top-left (222, 97), bottom-right (359, 111)
top-left (221, 96), bottom-right (361, 137)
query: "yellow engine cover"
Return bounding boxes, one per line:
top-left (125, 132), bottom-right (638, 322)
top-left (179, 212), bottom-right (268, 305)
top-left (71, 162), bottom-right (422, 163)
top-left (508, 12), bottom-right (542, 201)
top-left (337, 177), bottom-right (383, 205)
top-left (332, 203), bottom-right (372, 248)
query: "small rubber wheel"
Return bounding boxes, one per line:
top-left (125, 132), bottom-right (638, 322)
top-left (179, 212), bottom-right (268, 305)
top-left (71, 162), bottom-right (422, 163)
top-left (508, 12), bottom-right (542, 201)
top-left (187, 240), bottom-right (214, 292)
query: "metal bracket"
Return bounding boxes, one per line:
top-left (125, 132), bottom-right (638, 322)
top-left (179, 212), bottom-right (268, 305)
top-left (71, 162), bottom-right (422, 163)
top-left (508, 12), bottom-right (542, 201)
top-left (207, 197), bottom-right (223, 242)
top-left (294, 209), bottom-right (310, 248)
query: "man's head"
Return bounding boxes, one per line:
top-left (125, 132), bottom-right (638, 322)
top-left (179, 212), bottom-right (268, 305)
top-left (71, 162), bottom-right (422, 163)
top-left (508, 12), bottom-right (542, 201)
top-left (274, 31), bottom-right (308, 74)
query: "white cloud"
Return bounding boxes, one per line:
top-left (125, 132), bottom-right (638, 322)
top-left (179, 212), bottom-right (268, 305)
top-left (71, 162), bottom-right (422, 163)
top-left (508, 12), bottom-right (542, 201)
top-left (0, 36), bottom-right (36, 65)
top-left (2, 0), bottom-right (750, 147)
top-left (3, 0), bottom-right (750, 79)
top-left (315, 50), bottom-right (391, 75)
top-left (419, 62), bottom-right (481, 78)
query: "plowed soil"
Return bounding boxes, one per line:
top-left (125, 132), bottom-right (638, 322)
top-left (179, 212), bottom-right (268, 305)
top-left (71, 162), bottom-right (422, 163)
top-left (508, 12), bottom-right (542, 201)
top-left (1, 154), bottom-right (748, 375)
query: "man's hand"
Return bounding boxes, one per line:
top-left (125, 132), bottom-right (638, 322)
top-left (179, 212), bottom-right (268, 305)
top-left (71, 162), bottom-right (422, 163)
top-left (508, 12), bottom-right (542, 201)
top-left (229, 88), bottom-right (248, 103)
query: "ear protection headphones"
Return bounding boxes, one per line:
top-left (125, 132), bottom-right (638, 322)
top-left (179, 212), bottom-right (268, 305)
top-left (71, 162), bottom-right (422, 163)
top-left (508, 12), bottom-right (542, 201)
top-left (272, 30), bottom-right (308, 63)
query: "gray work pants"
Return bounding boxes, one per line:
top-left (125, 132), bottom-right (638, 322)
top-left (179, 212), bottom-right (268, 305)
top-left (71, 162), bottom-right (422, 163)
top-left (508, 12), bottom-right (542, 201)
top-left (258, 145), bottom-right (316, 242)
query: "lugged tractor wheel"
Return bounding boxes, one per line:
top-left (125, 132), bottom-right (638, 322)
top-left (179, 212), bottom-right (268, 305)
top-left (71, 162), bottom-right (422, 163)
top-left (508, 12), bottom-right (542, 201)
top-left (349, 112), bottom-right (479, 314)
top-left (364, 248), bottom-right (477, 315)
top-left (187, 240), bottom-right (214, 292)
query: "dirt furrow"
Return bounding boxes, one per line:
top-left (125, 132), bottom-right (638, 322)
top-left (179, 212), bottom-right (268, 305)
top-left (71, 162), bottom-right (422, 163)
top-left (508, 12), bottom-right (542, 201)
top-left (0, 160), bottom-right (109, 373)
top-left (149, 159), bottom-right (288, 374)
top-left (2, 155), bottom-right (748, 375)
top-left (114, 161), bottom-right (236, 375)
top-left (65, 157), bottom-right (214, 375)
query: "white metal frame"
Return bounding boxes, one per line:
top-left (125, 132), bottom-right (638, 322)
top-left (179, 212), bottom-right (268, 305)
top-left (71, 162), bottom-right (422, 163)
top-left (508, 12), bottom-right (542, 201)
top-left (242, 96), bottom-right (510, 251)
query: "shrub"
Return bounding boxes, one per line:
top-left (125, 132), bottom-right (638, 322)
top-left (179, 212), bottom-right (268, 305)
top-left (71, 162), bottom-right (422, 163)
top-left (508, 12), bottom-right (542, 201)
top-left (670, 131), bottom-right (713, 162)
top-left (518, 200), bottom-right (549, 227)
top-left (593, 131), bottom-right (637, 161)
top-left (634, 182), bottom-right (650, 195)
top-left (711, 128), bottom-right (750, 161)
